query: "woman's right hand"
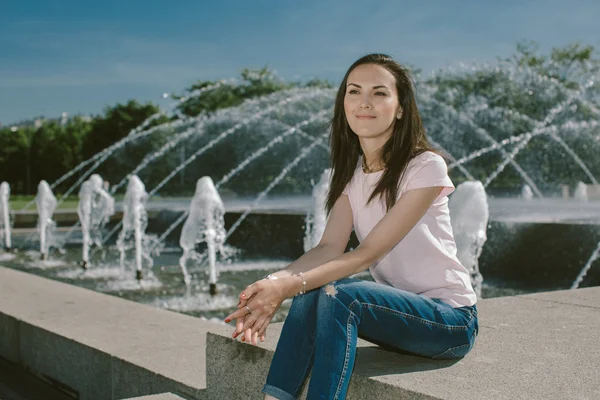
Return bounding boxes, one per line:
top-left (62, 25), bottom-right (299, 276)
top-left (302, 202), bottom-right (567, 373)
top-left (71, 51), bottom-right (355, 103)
top-left (234, 297), bottom-right (266, 343)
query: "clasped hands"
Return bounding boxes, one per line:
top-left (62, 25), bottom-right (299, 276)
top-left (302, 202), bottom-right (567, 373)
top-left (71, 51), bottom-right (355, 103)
top-left (223, 277), bottom-right (289, 346)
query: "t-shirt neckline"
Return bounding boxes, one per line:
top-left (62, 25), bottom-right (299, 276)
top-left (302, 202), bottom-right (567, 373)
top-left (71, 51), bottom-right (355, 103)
top-left (360, 169), bottom-right (384, 177)
top-left (358, 156), bottom-right (384, 177)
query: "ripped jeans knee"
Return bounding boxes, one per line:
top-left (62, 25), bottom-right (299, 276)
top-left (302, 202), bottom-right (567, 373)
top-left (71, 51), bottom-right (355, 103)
top-left (323, 283), bottom-right (338, 297)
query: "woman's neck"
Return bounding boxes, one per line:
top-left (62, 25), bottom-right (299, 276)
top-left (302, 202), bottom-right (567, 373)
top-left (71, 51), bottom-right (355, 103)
top-left (361, 150), bottom-right (384, 173)
top-left (359, 136), bottom-right (387, 173)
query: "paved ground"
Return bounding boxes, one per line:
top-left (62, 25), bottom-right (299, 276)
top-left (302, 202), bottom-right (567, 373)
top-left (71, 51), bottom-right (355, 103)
top-left (0, 357), bottom-right (74, 400)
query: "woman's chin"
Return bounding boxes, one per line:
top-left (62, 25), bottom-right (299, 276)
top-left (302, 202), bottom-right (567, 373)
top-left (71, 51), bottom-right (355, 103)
top-left (353, 130), bottom-right (386, 139)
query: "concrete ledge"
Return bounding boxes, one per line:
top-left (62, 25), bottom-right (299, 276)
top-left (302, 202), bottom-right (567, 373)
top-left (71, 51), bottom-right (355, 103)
top-left (1, 265), bottom-right (599, 399)
top-left (206, 287), bottom-right (600, 400)
top-left (0, 266), bottom-right (210, 399)
top-left (206, 323), bottom-right (431, 399)
top-left (0, 313), bottom-right (20, 363)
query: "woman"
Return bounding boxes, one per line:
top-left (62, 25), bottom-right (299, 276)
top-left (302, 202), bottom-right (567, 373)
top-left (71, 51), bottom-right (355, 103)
top-left (224, 53), bottom-right (479, 400)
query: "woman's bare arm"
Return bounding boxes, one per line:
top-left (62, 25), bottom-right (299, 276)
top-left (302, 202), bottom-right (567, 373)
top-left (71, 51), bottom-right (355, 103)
top-left (278, 186), bottom-right (444, 297)
top-left (230, 186), bottom-right (446, 340)
top-left (268, 194), bottom-right (354, 278)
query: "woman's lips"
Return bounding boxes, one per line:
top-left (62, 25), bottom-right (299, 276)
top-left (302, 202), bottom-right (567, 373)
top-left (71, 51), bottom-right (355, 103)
top-left (356, 115), bottom-right (376, 119)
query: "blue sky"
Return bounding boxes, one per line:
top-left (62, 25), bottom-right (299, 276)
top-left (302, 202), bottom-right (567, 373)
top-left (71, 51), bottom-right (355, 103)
top-left (1, 0), bottom-right (599, 125)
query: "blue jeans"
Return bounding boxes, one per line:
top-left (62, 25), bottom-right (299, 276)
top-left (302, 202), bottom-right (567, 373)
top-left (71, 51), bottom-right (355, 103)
top-left (262, 277), bottom-right (478, 400)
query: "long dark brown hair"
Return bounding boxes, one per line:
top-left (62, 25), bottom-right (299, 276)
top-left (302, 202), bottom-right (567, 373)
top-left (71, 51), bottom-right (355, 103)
top-left (325, 53), bottom-right (440, 214)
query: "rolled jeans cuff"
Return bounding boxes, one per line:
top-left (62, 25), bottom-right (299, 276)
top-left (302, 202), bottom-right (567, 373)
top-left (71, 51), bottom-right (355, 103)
top-left (262, 384), bottom-right (297, 400)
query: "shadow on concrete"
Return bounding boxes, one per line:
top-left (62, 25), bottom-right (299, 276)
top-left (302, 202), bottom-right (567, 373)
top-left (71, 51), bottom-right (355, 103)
top-left (0, 357), bottom-right (75, 400)
top-left (353, 345), bottom-right (459, 378)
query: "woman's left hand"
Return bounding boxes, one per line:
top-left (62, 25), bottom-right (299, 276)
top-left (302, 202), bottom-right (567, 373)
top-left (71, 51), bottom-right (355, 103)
top-left (224, 279), bottom-right (287, 346)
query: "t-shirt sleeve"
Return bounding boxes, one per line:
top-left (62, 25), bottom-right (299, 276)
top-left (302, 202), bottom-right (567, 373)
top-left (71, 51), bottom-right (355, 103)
top-left (403, 154), bottom-right (455, 200)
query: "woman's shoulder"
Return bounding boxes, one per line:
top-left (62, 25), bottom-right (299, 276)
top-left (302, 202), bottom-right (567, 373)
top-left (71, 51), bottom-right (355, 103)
top-left (398, 150), bottom-right (454, 195)
top-left (408, 151), bottom-right (446, 169)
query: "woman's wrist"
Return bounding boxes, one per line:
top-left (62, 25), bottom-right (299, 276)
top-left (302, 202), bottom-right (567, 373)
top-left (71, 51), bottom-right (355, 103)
top-left (267, 270), bottom-right (293, 280)
top-left (280, 275), bottom-right (305, 298)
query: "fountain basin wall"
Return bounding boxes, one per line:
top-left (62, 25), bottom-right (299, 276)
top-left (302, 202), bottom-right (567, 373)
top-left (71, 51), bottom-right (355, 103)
top-left (137, 210), bottom-right (600, 290)
top-left (9, 208), bottom-right (600, 290)
top-left (479, 221), bottom-right (600, 290)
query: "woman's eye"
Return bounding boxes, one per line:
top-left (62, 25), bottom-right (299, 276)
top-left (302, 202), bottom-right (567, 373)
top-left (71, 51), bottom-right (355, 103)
top-left (346, 90), bottom-right (386, 95)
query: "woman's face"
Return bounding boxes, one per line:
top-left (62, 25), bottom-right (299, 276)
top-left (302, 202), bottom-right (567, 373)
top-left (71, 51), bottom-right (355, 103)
top-left (343, 63), bottom-right (401, 141)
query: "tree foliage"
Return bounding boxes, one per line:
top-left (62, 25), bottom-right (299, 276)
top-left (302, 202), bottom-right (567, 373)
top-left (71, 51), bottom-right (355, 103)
top-left (174, 67), bottom-right (332, 117)
top-left (423, 41), bottom-right (600, 194)
top-left (1, 46), bottom-right (597, 198)
top-left (82, 100), bottom-right (162, 159)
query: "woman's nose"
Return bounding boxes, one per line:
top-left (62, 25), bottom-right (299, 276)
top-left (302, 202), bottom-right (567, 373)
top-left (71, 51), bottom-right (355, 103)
top-left (359, 93), bottom-right (372, 108)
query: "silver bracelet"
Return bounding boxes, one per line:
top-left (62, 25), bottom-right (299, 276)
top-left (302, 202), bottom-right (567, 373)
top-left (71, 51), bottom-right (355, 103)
top-left (294, 272), bottom-right (306, 296)
top-left (265, 274), bottom-right (278, 280)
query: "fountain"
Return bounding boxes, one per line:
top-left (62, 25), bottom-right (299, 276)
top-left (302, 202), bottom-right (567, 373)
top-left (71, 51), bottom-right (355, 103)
top-left (179, 177), bottom-right (226, 294)
top-left (117, 175), bottom-right (153, 281)
top-left (448, 181), bottom-right (490, 298)
top-left (571, 241), bottom-right (600, 289)
top-left (77, 181), bottom-right (93, 267)
top-left (77, 174), bottom-right (115, 268)
top-left (0, 182), bottom-right (11, 251)
top-left (574, 182), bottom-right (588, 201)
top-left (303, 169), bottom-right (331, 252)
top-left (521, 185), bottom-right (534, 200)
top-left (1, 60), bottom-right (598, 320)
top-left (36, 180), bottom-right (57, 261)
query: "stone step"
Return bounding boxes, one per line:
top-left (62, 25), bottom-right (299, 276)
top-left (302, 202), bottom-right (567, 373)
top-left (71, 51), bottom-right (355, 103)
top-left (1, 265), bottom-right (598, 399)
top-left (0, 266), bottom-right (209, 399)
top-left (205, 286), bottom-right (600, 399)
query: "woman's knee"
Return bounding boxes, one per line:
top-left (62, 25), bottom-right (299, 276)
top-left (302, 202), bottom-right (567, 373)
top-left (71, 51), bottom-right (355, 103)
top-left (316, 280), bottom-right (359, 312)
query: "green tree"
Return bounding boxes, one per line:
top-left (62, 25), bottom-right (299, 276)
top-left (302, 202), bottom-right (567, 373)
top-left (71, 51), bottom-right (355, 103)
top-left (29, 117), bottom-right (92, 191)
top-left (82, 100), bottom-right (162, 160)
top-left (0, 126), bottom-right (31, 193)
top-left (174, 67), bottom-right (332, 117)
top-left (505, 41), bottom-right (599, 89)
top-left (425, 41), bottom-right (600, 193)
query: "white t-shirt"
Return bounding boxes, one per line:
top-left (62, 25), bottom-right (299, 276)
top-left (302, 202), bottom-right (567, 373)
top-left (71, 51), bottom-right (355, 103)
top-left (342, 151), bottom-right (477, 308)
